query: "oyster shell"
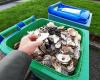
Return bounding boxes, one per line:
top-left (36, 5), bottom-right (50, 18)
top-left (47, 22), bottom-right (56, 27)
top-left (61, 40), bottom-right (67, 45)
top-left (58, 26), bottom-right (64, 30)
top-left (55, 41), bottom-right (61, 49)
top-left (51, 35), bottom-right (60, 43)
top-left (37, 33), bottom-right (49, 41)
top-left (61, 46), bottom-right (74, 54)
top-left (52, 61), bottom-right (61, 72)
top-left (67, 28), bottom-right (77, 37)
top-left (61, 66), bottom-right (68, 75)
top-left (27, 31), bottom-right (34, 35)
top-left (67, 60), bottom-right (75, 72)
top-left (56, 54), bottom-right (71, 64)
top-left (61, 33), bottom-right (67, 40)
top-left (75, 33), bottom-right (81, 41)
top-left (42, 55), bottom-right (52, 66)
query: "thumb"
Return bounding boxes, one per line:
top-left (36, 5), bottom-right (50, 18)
top-left (27, 34), bottom-right (38, 41)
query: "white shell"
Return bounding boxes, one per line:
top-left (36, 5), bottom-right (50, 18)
top-left (47, 22), bottom-right (55, 27)
top-left (61, 40), bottom-right (67, 45)
top-left (42, 55), bottom-right (51, 66)
top-left (45, 39), bottom-right (49, 43)
top-left (52, 62), bottom-right (61, 72)
top-left (67, 28), bottom-right (76, 36)
top-left (43, 55), bottom-right (51, 60)
top-left (76, 33), bottom-right (81, 41)
top-left (34, 29), bottom-right (40, 36)
top-left (67, 61), bottom-right (75, 72)
top-left (27, 31), bottom-right (34, 35)
top-left (61, 32), bottom-right (67, 36)
top-left (67, 38), bottom-right (75, 46)
top-left (61, 34), bottom-right (67, 40)
top-left (55, 41), bottom-right (61, 48)
top-left (51, 35), bottom-right (59, 43)
top-left (56, 66), bottom-right (61, 72)
top-left (56, 54), bottom-right (71, 63)
top-left (58, 26), bottom-right (64, 30)
top-left (37, 33), bottom-right (49, 41)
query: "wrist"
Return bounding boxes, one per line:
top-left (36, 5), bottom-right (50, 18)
top-left (18, 48), bottom-right (32, 56)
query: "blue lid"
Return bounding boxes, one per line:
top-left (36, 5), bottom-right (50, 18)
top-left (48, 2), bottom-right (90, 24)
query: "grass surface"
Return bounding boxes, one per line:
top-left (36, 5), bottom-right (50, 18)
top-left (0, 0), bottom-right (100, 35)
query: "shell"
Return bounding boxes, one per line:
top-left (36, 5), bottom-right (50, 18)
top-left (52, 62), bottom-right (61, 72)
top-left (61, 40), bottom-right (67, 45)
top-left (42, 55), bottom-right (52, 66)
top-left (43, 55), bottom-right (51, 60)
top-left (51, 35), bottom-right (60, 43)
top-left (55, 41), bottom-right (61, 48)
top-left (61, 34), bottom-right (67, 40)
top-left (58, 26), bottom-right (65, 30)
top-left (51, 44), bottom-right (56, 51)
top-left (33, 29), bottom-right (41, 36)
top-left (67, 60), bottom-right (75, 72)
top-left (39, 43), bottom-right (47, 54)
top-left (56, 54), bottom-right (71, 64)
top-left (47, 22), bottom-right (55, 27)
top-left (27, 31), bottom-right (34, 35)
top-left (75, 33), bottom-right (81, 41)
top-left (61, 46), bottom-right (74, 53)
top-left (61, 32), bottom-right (68, 36)
top-left (45, 39), bottom-right (49, 43)
top-left (61, 66), bottom-right (68, 75)
top-left (37, 33), bottom-right (49, 41)
top-left (67, 38), bottom-right (76, 46)
top-left (67, 28), bottom-right (77, 37)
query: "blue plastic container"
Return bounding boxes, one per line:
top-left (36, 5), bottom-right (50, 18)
top-left (48, 2), bottom-right (92, 29)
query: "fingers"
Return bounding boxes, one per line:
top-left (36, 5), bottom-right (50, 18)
top-left (27, 34), bottom-right (38, 41)
top-left (32, 39), bottom-right (43, 47)
top-left (21, 34), bottom-right (43, 47)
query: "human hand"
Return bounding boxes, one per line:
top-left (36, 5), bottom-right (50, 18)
top-left (18, 34), bottom-right (43, 56)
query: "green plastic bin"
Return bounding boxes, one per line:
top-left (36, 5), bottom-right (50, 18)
top-left (0, 18), bottom-right (89, 80)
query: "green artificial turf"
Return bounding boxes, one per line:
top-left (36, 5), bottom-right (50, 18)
top-left (0, 0), bottom-right (100, 36)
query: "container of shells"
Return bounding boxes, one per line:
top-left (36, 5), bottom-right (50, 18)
top-left (0, 18), bottom-right (89, 80)
top-left (14, 22), bottom-right (81, 75)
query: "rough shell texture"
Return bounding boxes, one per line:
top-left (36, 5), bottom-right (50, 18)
top-left (56, 54), bottom-right (71, 64)
top-left (47, 22), bottom-right (55, 27)
top-left (14, 22), bottom-right (81, 75)
top-left (55, 41), bottom-right (61, 49)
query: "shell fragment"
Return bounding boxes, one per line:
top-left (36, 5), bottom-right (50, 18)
top-left (51, 35), bottom-right (60, 43)
top-left (47, 22), bottom-right (55, 27)
top-left (56, 54), bottom-right (71, 64)
top-left (37, 33), bottom-right (49, 41)
top-left (55, 41), bottom-right (61, 48)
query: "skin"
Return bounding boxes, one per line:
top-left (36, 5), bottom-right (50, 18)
top-left (18, 34), bottom-right (43, 56)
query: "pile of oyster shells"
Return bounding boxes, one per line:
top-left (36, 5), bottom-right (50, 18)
top-left (14, 22), bottom-right (81, 75)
